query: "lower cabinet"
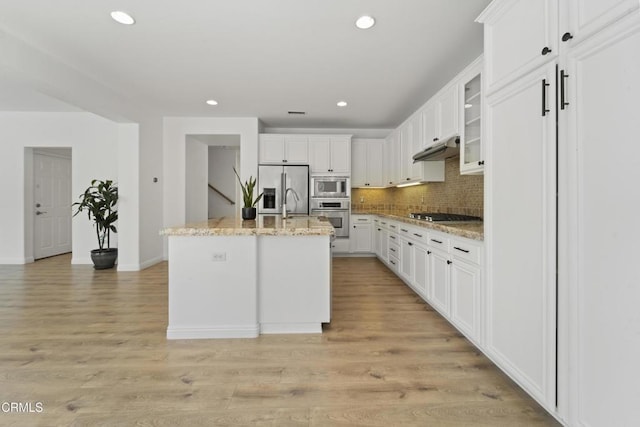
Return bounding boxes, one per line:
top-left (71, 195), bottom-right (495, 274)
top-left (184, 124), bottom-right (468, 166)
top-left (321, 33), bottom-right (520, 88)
top-left (350, 215), bottom-right (373, 253)
top-left (372, 217), bottom-right (484, 346)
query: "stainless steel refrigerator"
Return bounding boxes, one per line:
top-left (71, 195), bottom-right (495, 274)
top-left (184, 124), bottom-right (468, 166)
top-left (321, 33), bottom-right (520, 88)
top-left (257, 164), bottom-right (309, 215)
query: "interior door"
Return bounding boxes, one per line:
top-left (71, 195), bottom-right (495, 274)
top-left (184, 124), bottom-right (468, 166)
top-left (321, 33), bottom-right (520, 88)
top-left (34, 151), bottom-right (72, 259)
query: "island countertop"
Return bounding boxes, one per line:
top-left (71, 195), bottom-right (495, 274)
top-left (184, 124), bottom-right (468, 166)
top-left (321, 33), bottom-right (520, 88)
top-left (160, 215), bottom-right (335, 237)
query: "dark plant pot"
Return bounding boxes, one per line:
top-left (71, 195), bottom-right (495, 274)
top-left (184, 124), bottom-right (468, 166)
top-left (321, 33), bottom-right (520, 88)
top-left (90, 248), bottom-right (118, 270)
top-left (242, 207), bottom-right (257, 220)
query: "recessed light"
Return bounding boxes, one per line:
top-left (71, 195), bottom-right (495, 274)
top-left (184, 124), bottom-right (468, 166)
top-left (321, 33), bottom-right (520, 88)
top-left (110, 11), bottom-right (135, 25)
top-left (337, 101), bottom-right (348, 107)
top-left (355, 15), bottom-right (375, 30)
top-left (206, 99), bottom-right (218, 106)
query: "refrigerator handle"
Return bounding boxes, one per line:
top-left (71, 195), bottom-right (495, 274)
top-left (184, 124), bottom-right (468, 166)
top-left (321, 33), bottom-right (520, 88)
top-left (281, 172), bottom-right (287, 208)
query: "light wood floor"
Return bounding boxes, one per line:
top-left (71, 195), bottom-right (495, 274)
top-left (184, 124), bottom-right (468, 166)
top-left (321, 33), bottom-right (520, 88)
top-left (0, 255), bottom-right (559, 426)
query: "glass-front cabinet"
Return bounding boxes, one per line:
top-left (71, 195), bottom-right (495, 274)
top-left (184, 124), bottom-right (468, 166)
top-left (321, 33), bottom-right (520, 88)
top-left (460, 58), bottom-right (484, 175)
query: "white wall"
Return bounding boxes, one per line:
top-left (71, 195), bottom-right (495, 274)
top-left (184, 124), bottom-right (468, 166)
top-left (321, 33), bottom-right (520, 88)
top-left (208, 147), bottom-right (239, 218)
top-left (185, 137), bottom-right (209, 223)
top-left (162, 117), bottom-right (259, 258)
top-left (0, 112), bottom-right (140, 267)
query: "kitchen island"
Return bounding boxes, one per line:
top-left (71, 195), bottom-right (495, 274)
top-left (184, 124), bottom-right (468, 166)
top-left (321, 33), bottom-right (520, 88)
top-left (161, 216), bottom-right (334, 339)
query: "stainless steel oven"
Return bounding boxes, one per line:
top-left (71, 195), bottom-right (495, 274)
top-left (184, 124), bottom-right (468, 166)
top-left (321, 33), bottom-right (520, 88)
top-left (311, 176), bottom-right (350, 199)
top-left (311, 199), bottom-right (350, 237)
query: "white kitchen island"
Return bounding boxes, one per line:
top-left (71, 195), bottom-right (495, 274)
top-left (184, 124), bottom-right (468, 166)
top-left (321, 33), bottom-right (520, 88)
top-left (161, 216), bottom-right (334, 339)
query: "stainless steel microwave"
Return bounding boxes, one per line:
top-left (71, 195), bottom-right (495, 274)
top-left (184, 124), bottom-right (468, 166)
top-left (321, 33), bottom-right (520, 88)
top-left (311, 176), bottom-right (350, 198)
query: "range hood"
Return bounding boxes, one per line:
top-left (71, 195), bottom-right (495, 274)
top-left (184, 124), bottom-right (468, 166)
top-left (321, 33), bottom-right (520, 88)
top-left (413, 136), bottom-right (460, 162)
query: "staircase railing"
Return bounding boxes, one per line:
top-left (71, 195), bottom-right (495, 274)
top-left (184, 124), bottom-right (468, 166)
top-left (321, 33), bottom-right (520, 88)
top-left (208, 184), bottom-right (235, 205)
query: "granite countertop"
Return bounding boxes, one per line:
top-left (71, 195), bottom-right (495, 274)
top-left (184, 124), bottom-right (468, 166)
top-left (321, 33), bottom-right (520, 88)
top-left (353, 211), bottom-right (484, 241)
top-left (160, 215), bottom-right (335, 237)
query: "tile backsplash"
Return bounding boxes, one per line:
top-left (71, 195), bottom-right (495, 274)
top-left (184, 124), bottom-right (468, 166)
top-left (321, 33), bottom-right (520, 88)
top-left (351, 157), bottom-right (484, 218)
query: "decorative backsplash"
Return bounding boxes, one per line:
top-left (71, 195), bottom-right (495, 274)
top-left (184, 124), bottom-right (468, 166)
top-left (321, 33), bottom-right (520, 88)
top-left (351, 157), bottom-right (484, 218)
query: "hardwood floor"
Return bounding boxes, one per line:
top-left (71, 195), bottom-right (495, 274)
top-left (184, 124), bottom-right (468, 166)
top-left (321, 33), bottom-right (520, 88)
top-left (0, 255), bottom-right (559, 426)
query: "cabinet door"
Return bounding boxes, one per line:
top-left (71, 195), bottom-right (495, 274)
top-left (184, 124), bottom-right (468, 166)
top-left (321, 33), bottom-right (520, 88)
top-left (485, 62), bottom-right (557, 407)
top-left (329, 137), bottom-right (351, 174)
top-left (563, 21), bottom-right (640, 426)
top-left (409, 114), bottom-right (424, 180)
top-left (259, 135), bottom-right (285, 164)
top-left (438, 84), bottom-right (459, 141)
top-left (308, 136), bottom-right (331, 173)
top-left (429, 249), bottom-right (450, 316)
top-left (565, 0), bottom-right (639, 44)
top-left (380, 228), bottom-right (389, 262)
top-left (399, 124), bottom-right (413, 182)
top-left (351, 223), bottom-right (372, 252)
top-left (421, 102), bottom-right (438, 146)
top-left (284, 136), bottom-right (309, 163)
top-left (366, 140), bottom-right (384, 187)
top-left (480, 0), bottom-right (558, 93)
top-left (351, 140), bottom-right (368, 187)
top-left (460, 64), bottom-right (484, 174)
top-left (450, 259), bottom-right (481, 342)
top-left (413, 244), bottom-right (429, 299)
top-left (400, 238), bottom-right (413, 283)
top-left (386, 132), bottom-right (401, 185)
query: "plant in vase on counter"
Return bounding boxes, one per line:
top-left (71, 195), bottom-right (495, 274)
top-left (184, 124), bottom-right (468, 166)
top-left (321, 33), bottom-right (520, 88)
top-left (234, 167), bottom-right (263, 220)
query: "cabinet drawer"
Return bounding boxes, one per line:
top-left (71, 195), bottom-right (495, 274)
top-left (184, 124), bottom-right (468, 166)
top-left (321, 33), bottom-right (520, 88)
top-left (388, 232), bottom-right (399, 245)
top-left (388, 222), bottom-right (399, 232)
top-left (406, 226), bottom-right (429, 245)
top-left (428, 233), bottom-right (449, 251)
top-left (450, 238), bottom-right (481, 265)
top-left (352, 215), bottom-right (372, 224)
top-left (388, 241), bottom-right (400, 258)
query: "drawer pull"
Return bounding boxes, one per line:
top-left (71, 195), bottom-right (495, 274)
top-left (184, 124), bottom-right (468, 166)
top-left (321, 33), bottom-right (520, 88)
top-left (390, 248), bottom-right (396, 252)
top-left (357, 218), bottom-right (368, 221)
top-left (390, 235), bottom-right (396, 240)
top-left (447, 260), bottom-right (452, 265)
top-left (390, 225), bottom-right (396, 229)
top-left (408, 242), bottom-right (413, 246)
top-left (453, 246), bottom-right (470, 253)
top-left (427, 251), bottom-right (432, 255)
top-left (400, 228), bottom-right (408, 232)
top-left (390, 260), bottom-right (396, 265)
top-left (413, 233), bottom-right (423, 238)
top-left (377, 228), bottom-right (381, 231)
top-left (431, 239), bottom-right (443, 244)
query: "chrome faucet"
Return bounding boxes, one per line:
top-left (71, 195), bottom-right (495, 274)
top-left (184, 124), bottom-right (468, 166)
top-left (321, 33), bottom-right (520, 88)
top-left (282, 187), bottom-right (299, 218)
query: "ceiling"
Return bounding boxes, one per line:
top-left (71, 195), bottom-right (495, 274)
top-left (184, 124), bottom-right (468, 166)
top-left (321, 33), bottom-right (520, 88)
top-left (0, 0), bottom-right (490, 129)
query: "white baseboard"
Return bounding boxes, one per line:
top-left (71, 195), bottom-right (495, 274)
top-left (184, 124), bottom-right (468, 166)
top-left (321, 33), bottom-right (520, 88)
top-left (167, 325), bottom-right (260, 339)
top-left (260, 323), bottom-right (323, 334)
top-left (71, 257), bottom-right (92, 265)
top-left (333, 252), bottom-right (376, 258)
top-left (0, 257), bottom-right (31, 264)
top-left (140, 256), bottom-right (164, 270)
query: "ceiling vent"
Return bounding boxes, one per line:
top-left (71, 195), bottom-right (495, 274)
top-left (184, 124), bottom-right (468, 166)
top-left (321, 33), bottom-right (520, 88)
top-left (287, 111), bottom-right (306, 115)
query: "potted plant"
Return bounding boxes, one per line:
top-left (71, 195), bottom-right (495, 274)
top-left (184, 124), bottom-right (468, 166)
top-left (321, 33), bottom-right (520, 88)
top-left (233, 167), bottom-right (262, 220)
top-left (73, 179), bottom-right (119, 269)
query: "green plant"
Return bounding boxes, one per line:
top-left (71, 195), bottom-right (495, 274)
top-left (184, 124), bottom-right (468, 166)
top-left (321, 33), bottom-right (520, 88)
top-left (73, 179), bottom-right (118, 251)
top-left (233, 167), bottom-right (263, 208)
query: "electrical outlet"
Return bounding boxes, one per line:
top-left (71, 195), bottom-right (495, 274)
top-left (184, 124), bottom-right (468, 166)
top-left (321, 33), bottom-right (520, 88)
top-left (212, 252), bottom-right (227, 262)
top-left (360, 197), bottom-right (364, 203)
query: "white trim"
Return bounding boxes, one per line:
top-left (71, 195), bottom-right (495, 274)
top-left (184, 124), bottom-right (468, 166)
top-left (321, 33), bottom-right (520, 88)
top-left (167, 325), bottom-right (259, 339)
top-left (117, 256), bottom-right (164, 271)
top-left (260, 323), bottom-right (322, 334)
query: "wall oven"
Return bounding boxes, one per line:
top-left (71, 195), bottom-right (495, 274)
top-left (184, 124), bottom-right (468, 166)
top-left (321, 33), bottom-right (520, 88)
top-left (311, 176), bottom-right (350, 199)
top-left (311, 199), bottom-right (350, 238)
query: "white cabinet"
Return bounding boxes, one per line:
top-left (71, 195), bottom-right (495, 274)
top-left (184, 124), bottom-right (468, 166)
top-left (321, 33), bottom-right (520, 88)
top-left (422, 85), bottom-right (459, 146)
top-left (449, 238), bottom-right (483, 341)
top-left (350, 215), bottom-right (373, 253)
top-left (309, 136), bottom-right (351, 174)
top-left (399, 237), bottom-right (413, 283)
top-left (561, 17), bottom-right (640, 426)
top-left (478, 0), bottom-right (559, 94)
top-left (351, 139), bottom-right (384, 187)
top-left (563, 0), bottom-right (640, 45)
top-left (428, 247), bottom-right (450, 316)
top-left (413, 244), bottom-right (430, 298)
top-left (460, 57), bottom-right (484, 175)
top-left (259, 135), bottom-right (309, 164)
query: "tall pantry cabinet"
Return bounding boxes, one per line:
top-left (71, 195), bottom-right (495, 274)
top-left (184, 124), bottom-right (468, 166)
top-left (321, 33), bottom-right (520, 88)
top-left (478, 0), bottom-right (640, 425)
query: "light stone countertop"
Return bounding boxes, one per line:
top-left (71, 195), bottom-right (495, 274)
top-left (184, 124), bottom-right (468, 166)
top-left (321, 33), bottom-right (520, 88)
top-left (160, 215), bottom-right (335, 237)
top-left (352, 211), bottom-right (484, 241)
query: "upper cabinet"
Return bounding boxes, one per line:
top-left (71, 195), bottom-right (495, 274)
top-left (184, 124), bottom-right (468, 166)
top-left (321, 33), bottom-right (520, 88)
top-left (259, 135), bottom-right (309, 164)
top-left (422, 85), bottom-right (459, 147)
top-left (460, 57), bottom-right (484, 175)
top-left (351, 139), bottom-right (384, 187)
top-left (309, 135), bottom-right (351, 174)
top-left (478, 0), bottom-right (559, 94)
top-left (563, 0), bottom-right (640, 45)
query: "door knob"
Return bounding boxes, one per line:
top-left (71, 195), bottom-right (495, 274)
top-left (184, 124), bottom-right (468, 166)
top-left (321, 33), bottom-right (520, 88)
top-left (35, 211), bottom-right (47, 215)
top-left (562, 32), bottom-right (573, 42)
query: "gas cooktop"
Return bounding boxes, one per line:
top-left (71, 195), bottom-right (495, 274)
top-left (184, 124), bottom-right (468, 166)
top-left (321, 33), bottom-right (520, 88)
top-left (408, 212), bottom-right (482, 222)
